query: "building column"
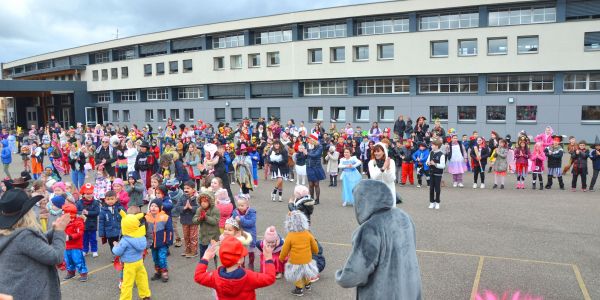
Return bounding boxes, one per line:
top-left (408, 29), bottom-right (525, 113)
top-left (244, 83), bottom-right (252, 99)
top-left (347, 79), bottom-right (355, 97)
top-left (346, 18), bottom-right (354, 37)
top-left (479, 6), bottom-right (489, 27)
top-left (478, 74), bottom-right (487, 96)
top-left (244, 30), bottom-right (252, 46)
top-left (292, 81), bottom-right (300, 98)
top-left (409, 76), bottom-right (417, 96)
top-left (556, 0), bottom-right (566, 22)
top-left (291, 24), bottom-right (300, 41)
top-left (166, 40), bottom-right (172, 54)
top-left (409, 12), bottom-right (417, 32)
top-left (203, 85), bottom-right (210, 100)
top-left (554, 72), bottom-right (564, 94)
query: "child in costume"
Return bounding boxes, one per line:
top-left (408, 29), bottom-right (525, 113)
top-left (94, 167), bottom-right (111, 201)
top-left (193, 192), bottom-right (221, 259)
top-left (76, 183), bottom-right (100, 257)
top-left (166, 178), bottom-right (184, 247)
top-left (427, 138), bottom-right (446, 209)
top-left (194, 236), bottom-right (276, 299)
top-left (588, 138), bottom-right (600, 191)
top-left (412, 142), bottom-right (430, 188)
top-left (544, 135), bottom-right (565, 190)
top-left (294, 144), bottom-right (308, 186)
top-left (446, 134), bottom-right (467, 188)
top-left (231, 195), bottom-right (257, 270)
top-left (338, 147), bottom-right (362, 207)
top-left (530, 142), bottom-right (547, 190)
top-left (174, 180), bottom-right (199, 257)
top-left (399, 139), bottom-right (415, 185)
top-left (215, 188), bottom-right (233, 233)
top-left (218, 217), bottom-right (254, 267)
top-left (470, 137), bottom-right (490, 189)
top-left (492, 139), bottom-right (509, 189)
top-left (146, 198), bottom-right (173, 282)
top-left (47, 195), bottom-right (66, 226)
top-left (514, 136), bottom-right (530, 189)
top-left (325, 145), bottom-right (340, 187)
top-left (62, 203), bottom-right (88, 282)
top-left (248, 145), bottom-right (260, 187)
top-left (279, 210), bottom-right (319, 297)
top-left (571, 140), bottom-right (589, 192)
top-left (256, 226), bottom-right (285, 279)
top-left (98, 190), bottom-right (124, 259)
top-left (112, 211), bottom-right (152, 300)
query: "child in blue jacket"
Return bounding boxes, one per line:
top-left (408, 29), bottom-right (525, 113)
top-left (145, 198), bottom-right (174, 282)
top-left (588, 141), bottom-right (600, 191)
top-left (412, 142), bottom-right (431, 188)
top-left (98, 190), bottom-right (124, 260)
top-left (231, 194), bottom-right (257, 270)
top-left (1, 139), bottom-right (12, 179)
top-left (76, 183), bottom-right (101, 257)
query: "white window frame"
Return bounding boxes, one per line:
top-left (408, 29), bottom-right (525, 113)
top-left (178, 86), bottom-right (204, 99)
top-left (170, 109), bottom-right (180, 121)
top-left (95, 51), bottom-right (110, 64)
top-left (354, 106), bottom-right (370, 122)
top-left (377, 44), bottom-right (394, 60)
top-left (330, 47), bottom-right (345, 63)
top-left (121, 91), bottom-right (138, 102)
top-left (356, 78), bottom-right (410, 95)
top-left (230, 55), bottom-right (242, 69)
top-left (564, 73), bottom-right (600, 91)
top-left (353, 45), bottom-right (369, 61)
top-left (308, 107), bottom-right (324, 122)
top-left (184, 109), bottom-right (194, 121)
top-left (308, 48), bottom-right (323, 64)
top-left (122, 110), bottom-right (130, 122)
top-left (419, 12), bottom-right (479, 31)
top-left (330, 107), bottom-right (346, 122)
top-left (517, 36), bottom-right (539, 54)
top-left (213, 34), bottom-right (245, 49)
top-left (97, 93), bottom-right (111, 103)
top-left (418, 76), bottom-right (478, 94)
top-left (457, 106), bottom-right (477, 123)
top-left (248, 53), bottom-right (261, 68)
top-left (303, 23), bottom-right (346, 40)
top-left (267, 52), bottom-right (280, 67)
top-left (486, 106), bottom-right (507, 123)
top-left (145, 109), bottom-right (154, 121)
top-left (378, 106), bottom-right (395, 122)
top-left (303, 80), bottom-right (348, 96)
top-left (214, 57), bottom-right (225, 70)
top-left (487, 37), bottom-right (508, 55)
top-left (147, 88), bottom-right (168, 101)
top-left (516, 105), bottom-right (538, 123)
top-left (458, 39), bottom-right (478, 56)
top-left (486, 74), bottom-right (553, 93)
top-left (582, 106), bottom-right (600, 123)
top-left (488, 6), bottom-right (556, 26)
top-left (157, 109), bottom-right (167, 121)
top-left (355, 17), bottom-right (409, 35)
top-left (256, 28), bottom-right (292, 44)
top-left (431, 40), bottom-right (449, 57)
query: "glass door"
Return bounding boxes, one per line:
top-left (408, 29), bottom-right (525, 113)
top-left (85, 107), bottom-right (97, 126)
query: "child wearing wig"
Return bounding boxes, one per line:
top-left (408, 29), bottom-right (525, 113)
top-left (279, 210), bottom-right (319, 297)
top-left (530, 142), bottom-right (547, 190)
top-left (514, 136), bottom-right (530, 189)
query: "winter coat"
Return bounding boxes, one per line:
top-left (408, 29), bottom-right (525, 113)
top-left (98, 204), bottom-right (124, 238)
top-left (412, 148), bottom-right (430, 171)
top-left (68, 150), bottom-right (86, 172)
top-left (112, 236), bottom-right (147, 263)
top-left (336, 180), bottom-right (422, 300)
top-left (95, 145), bottom-right (117, 169)
top-left (571, 149), bottom-right (589, 175)
top-left (545, 146), bottom-right (564, 169)
top-left (492, 147), bottom-right (508, 173)
top-left (514, 147), bottom-right (530, 165)
top-left (470, 145), bottom-right (490, 169)
top-left (1, 140), bottom-right (11, 164)
top-left (76, 199), bottom-right (100, 231)
top-left (288, 196), bottom-right (315, 223)
top-left (216, 200), bottom-right (233, 228)
top-left (0, 228), bottom-right (66, 300)
top-left (325, 151), bottom-right (340, 173)
top-left (184, 151), bottom-right (203, 177)
top-left (231, 207), bottom-right (257, 248)
top-left (65, 217), bottom-right (85, 250)
top-left (168, 189), bottom-right (184, 218)
top-left (393, 120), bottom-right (406, 137)
top-left (145, 211), bottom-right (173, 248)
top-left (116, 190), bottom-right (130, 210)
top-left (134, 151), bottom-right (156, 173)
top-left (174, 194), bottom-right (199, 225)
top-left (589, 149), bottom-right (600, 170)
top-left (174, 159), bottom-right (190, 183)
top-left (125, 182), bottom-right (145, 208)
top-left (194, 261), bottom-right (275, 300)
top-left (192, 198), bottom-right (221, 245)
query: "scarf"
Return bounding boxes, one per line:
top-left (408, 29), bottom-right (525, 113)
top-left (375, 159), bottom-right (385, 169)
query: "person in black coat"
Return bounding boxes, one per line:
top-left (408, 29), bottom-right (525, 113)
top-left (470, 137), bottom-right (490, 189)
top-left (393, 116), bottom-right (406, 141)
top-left (95, 137), bottom-right (117, 177)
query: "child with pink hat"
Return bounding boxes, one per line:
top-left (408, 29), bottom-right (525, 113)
top-left (256, 226), bottom-right (285, 279)
top-left (112, 178), bottom-right (130, 210)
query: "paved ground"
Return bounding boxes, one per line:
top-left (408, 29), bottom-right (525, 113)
top-left (14, 160), bottom-right (596, 300)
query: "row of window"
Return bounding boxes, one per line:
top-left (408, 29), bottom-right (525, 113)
top-left (112, 105), bottom-right (600, 124)
top-left (92, 67), bottom-right (128, 81)
top-left (431, 35), bottom-right (539, 57)
top-left (144, 59), bottom-right (193, 76)
top-left (96, 86), bottom-right (205, 103)
top-left (213, 52), bottom-right (280, 70)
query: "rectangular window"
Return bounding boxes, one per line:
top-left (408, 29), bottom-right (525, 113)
top-left (156, 62), bottom-right (164, 75)
top-left (516, 105), bottom-right (537, 122)
top-left (121, 67), bottom-right (128, 78)
top-left (354, 107), bottom-right (370, 122)
top-left (458, 39), bottom-right (477, 56)
top-left (231, 108), bottom-right (243, 121)
top-left (92, 70), bottom-right (99, 81)
top-left (230, 55), bottom-right (242, 69)
top-left (184, 109), bottom-right (194, 121)
top-left (303, 23), bottom-right (346, 40)
top-left (248, 54), bottom-right (260, 67)
top-left (308, 49), bottom-right (322, 64)
top-left (330, 107), bottom-right (346, 122)
top-left (355, 17), bottom-right (409, 35)
top-left (564, 73), bottom-right (588, 91)
top-left (121, 91), bottom-right (137, 102)
top-left (96, 93), bottom-right (111, 103)
top-left (330, 47), bottom-right (345, 62)
top-left (419, 12), bottom-right (479, 31)
top-left (112, 110), bottom-right (119, 122)
top-left (303, 80), bottom-right (348, 96)
top-left (488, 37), bottom-right (508, 55)
top-left (144, 64), bottom-right (152, 76)
top-left (267, 107), bottom-right (280, 120)
top-left (378, 106), bottom-right (394, 122)
top-left (115, 48), bottom-right (135, 61)
top-left (356, 78), bottom-right (410, 95)
top-left (308, 107), bottom-right (323, 122)
top-left (517, 36), bottom-right (539, 54)
top-left (213, 57), bottom-right (224, 70)
top-left (101, 69), bottom-right (108, 80)
top-left (430, 106), bottom-right (448, 122)
top-left (170, 109), bottom-right (180, 121)
top-left (584, 32), bottom-right (600, 51)
top-left (183, 59), bottom-right (193, 73)
top-left (94, 51), bottom-right (110, 64)
top-left (487, 74), bottom-right (553, 92)
top-left (418, 76), bottom-right (478, 94)
top-left (489, 6), bottom-right (556, 26)
top-left (178, 86), bottom-right (204, 99)
top-left (458, 106), bottom-right (477, 122)
top-left (582, 106), bottom-right (600, 122)
top-left (215, 108), bottom-right (226, 121)
top-left (255, 28), bottom-right (292, 44)
top-left (169, 61), bottom-right (178, 73)
top-left (145, 110), bottom-right (154, 121)
top-left (267, 52), bottom-right (280, 67)
top-left (354, 45), bottom-right (369, 61)
top-left (147, 88), bottom-right (168, 101)
top-left (213, 34), bottom-right (245, 49)
top-left (377, 44), bottom-right (394, 60)
top-left (431, 40), bottom-right (449, 57)
top-left (486, 106), bottom-right (506, 123)
top-left (249, 107), bottom-right (261, 120)
top-left (122, 110), bottom-right (130, 122)
top-left (157, 109), bottom-right (167, 121)
top-left (111, 68), bottom-right (118, 79)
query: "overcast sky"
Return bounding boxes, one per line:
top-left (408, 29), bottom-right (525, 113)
top-left (0, 0), bottom-right (383, 63)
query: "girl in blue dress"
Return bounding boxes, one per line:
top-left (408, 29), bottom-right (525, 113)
top-left (338, 148), bottom-right (362, 207)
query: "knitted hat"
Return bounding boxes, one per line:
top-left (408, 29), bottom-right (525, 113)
top-left (219, 236), bottom-right (248, 268)
top-left (215, 188), bottom-right (230, 203)
top-left (62, 203), bottom-right (77, 217)
top-left (52, 182), bottom-right (66, 192)
top-left (264, 226), bottom-right (279, 243)
top-left (50, 195), bottom-right (66, 209)
top-left (80, 183), bottom-right (94, 194)
top-left (112, 178), bottom-right (124, 187)
top-left (149, 199), bottom-right (163, 211)
top-left (293, 185), bottom-right (310, 199)
top-left (127, 171), bottom-right (137, 180)
top-left (156, 185), bottom-right (168, 197)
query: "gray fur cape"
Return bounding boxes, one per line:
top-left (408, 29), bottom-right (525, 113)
top-left (335, 179), bottom-right (422, 299)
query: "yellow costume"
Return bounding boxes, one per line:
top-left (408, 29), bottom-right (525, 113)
top-left (116, 211), bottom-right (151, 300)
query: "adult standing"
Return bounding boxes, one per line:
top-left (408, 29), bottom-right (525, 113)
top-left (368, 143), bottom-right (397, 201)
top-left (206, 144), bottom-right (235, 205)
top-left (338, 148), bottom-right (362, 207)
top-left (95, 136), bottom-right (117, 178)
top-left (412, 116), bottom-right (429, 143)
top-left (134, 141), bottom-right (156, 189)
top-left (306, 133), bottom-right (325, 205)
top-left (0, 189), bottom-right (71, 300)
top-left (393, 116), bottom-right (406, 141)
top-left (68, 142), bottom-right (87, 190)
top-left (268, 140), bottom-right (288, 202)
top-left (336, 180), bottom-right (422, 299)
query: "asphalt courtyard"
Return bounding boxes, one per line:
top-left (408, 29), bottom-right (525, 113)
top-left (15, 161), bottom-right (594, 300)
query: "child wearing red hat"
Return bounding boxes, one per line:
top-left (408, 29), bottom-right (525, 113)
top-left (76, 183), bottom-right (100, 257)
top-left (63, 203), bottom-right (88, 282)
top-left (194, 236), bottom-right (276, 300)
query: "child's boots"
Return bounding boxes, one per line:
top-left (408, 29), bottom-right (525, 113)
top-left (151, 267), bottom-right (162, 281)
top-left (161, 269), bottom-right (169, 282)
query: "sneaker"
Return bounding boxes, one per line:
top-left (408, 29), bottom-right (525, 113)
top-left (276, 273), bottom-right (283, 279)
top-left (458, 183), bottom-right (464, 188)
top-left (278, 195), bottom-right (283, 202)
top-left (453, 182), bottom-right (458, 187)
top-left (342, 202), bottom-right (347, 207)
top-left (480, 183), bottom-right (485, 189)
top-left (473, 183), bottom-right (478, 189)
top-left (291, 287), bottom-right (304, 297)
top-left (151, 273), bottom-right (162, 281)
top-left (92, 252), bottom-right (99, 258)
top-left (310, 275), bottom-right (320, 282)
top-left (434, 203), bottom-right (440, 210)
top-left (582, 189), bottom-right (587, 192)
top-left (572, 188), bottom-right (576, 192)
top-left (500, 184), bottom-right (504, 189)
top-left (271, 194), bottom-right (276, 202)
top-left (589, 188), bottom-right (595, 192)
top-left (428, 203), bottom-right (435, 209)
top-left (82, 252), bottom-right (88, 256)
top-left (304, 284), bottom-right (312, 291)
top-left (186, 253), bottom-right (198, 258)
top-left (417, 184), bottom-right (421, 188)
top-left (118, 280), bottom-right (122, 289)
top-left (79, 274), bottom-right (88, 282)
top-left (63, 273), bottom-right (76, 281)
top-left (493, 184), bottom-right (498, 189)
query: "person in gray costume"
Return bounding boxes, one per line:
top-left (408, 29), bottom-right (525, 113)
top-left (336, 179), bottom-right (422, 300)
